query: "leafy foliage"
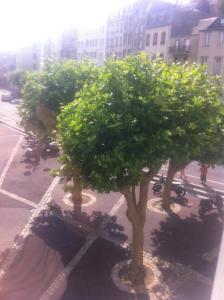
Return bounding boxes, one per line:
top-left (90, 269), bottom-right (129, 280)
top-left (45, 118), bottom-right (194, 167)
top-left (58, 54), bottom-right (170, 192)
top-left (158, 62), bottom-right (224, 168)
top-left (19, 59), bottom-right (98, 137)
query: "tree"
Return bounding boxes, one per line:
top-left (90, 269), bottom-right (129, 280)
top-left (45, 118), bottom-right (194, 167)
top-left (196, 0), bottom-right (211, 13)
top-left (217, 0), bottom-right (224, 15)
top-left (8, 70), bottom-right (27, 97)
top-left (19, 59), bottom-right (98, 138)
top-left (19, 59), bottom-right (99, 206)
top-left (58, 54), bottom-right (171, 284)
top-left (160, 63), bottom-right (224, 209)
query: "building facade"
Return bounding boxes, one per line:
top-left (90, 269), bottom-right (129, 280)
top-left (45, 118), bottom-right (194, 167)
top-left (143, 2), bottom-right (176, 62)
top-left (77, 26), bottom-right (106, 65)
top-left (197, 16), bottom-right (224, 81)
top-left (15, 43), bottom-right (41, 71)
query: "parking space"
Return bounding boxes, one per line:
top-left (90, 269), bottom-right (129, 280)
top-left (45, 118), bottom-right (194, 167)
top-left (0, 123), bottom-right (59, 257)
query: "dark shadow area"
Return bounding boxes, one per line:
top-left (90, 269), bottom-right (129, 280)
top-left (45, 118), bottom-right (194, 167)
top-left (31, 204), bottom-right (150, 300)
top-left (31, 203), bottom-right (128, 264)
top-left (151, 211), bottom-right (223, 279)
top-left (172, 196), bottom-right (191, 208)
top-left (61, 237), bottom-right (149, 300)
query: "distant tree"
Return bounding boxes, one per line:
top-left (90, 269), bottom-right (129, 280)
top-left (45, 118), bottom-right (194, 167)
top-left (217, 0), bottom-right (224, 15)
top-left (57, 54), bottom-right (171, 284)
top-left (19, 59), bottom-right (98, 138)
top-left (160, 63), bottom-right (224, 209)
top-left (19, 60), bottom-right (99, 206)
top-left (196, 0), bottom-right (211, 13)
top-left (9, 70), bottom-right (27, 97)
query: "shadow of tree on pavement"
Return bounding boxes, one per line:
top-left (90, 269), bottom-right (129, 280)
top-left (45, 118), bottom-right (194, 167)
top-left (150, 212), bottom-right (223, 279)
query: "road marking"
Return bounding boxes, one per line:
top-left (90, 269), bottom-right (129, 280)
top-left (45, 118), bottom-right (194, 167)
top-left (193, 188), bottom-right (207, 194)
top-left (0, 176), bottom-right (60, 281)
top-left (0, 123), bottom-right (24, 135)
top-left (40, 195), bottom-right (125, 300)
top-left (0, 135), bottom-right (23, 187)
top-left (0, 188), bottom-right (37, 208)
top-left (161, 167), bottom-right (224, 187)
top-left (199, 195), bottom-right (210, 200)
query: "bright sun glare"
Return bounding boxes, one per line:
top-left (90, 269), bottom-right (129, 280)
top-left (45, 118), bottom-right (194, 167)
top-left (0, 0), bottom-right (136, 51)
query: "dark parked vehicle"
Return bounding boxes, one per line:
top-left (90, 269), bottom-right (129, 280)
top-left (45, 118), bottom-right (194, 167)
top-left (152, 174), bottom-right (186, 197)
top-left (1, 93), bottom-right (13, 102)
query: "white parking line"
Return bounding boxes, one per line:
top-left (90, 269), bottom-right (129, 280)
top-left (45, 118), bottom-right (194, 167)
top-left (0, 176), bottom-right (60, 281)
top-left (0, 123), bottom-right (24, 135)
top-left (0, 135), bottom-right (23, 187)
top-left (200, 195), bottom-right (210, 200)
top-left (0, 188), bottom-right (37, 208)
top-left (193, 188), bottom-right (207, 194)
top-left (40, 195), bottom-right (125, 300)
top-left (161, 167), bottom-right (224, 187)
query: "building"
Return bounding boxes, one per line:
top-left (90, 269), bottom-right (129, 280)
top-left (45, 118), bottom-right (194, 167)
top-left (15, 43), bottom-right (41, 71)
top-left (105, 0), bottom-right (149, 59)
top-left (196, 16), bottom-right (224, 81)
top-left (77, 26), bottom-right (106, 65)
top-left (0, 52), bottom-right (16, 88)
top-left (143, 1), bottom-right (177, 62)
top-left (106, 7), bottom-right (130, 59)
top-left (168, 9), bottom-right (209, 63)
top-left (60, 27), bottom-right (77, 60)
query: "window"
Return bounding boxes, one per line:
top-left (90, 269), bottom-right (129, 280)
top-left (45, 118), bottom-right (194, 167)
top-left (119, 37), bottom-right (122, 46)
top-left (185, 39), bottom-right (190, 51)
top-left (153, 33), bottom-right (158, 45)
top-left (219, 31), bottom-right (224, 47)
top-left (33, 53), bottom-right (37, 60)
top-left (160, 32), bottom-right (166, 45)
top-left (139, 39), bottom-right (143, 49)
top-left (128, 34), bottom-right (132, 46)
top-left (123, 34), bottom-right (127, 46)
top-left (203, 32), bottom-right (210, 47)
top-left (213, 57), bottom-right (222, 74)
top-left (200, 56), bottom-right (208, 64)
top-left (146, 34), bottom-right (150, 46)
top-left (175, 39), bottom-right (180, 49)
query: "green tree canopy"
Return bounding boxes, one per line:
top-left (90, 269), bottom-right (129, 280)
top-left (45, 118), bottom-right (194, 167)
top-left (19, 59), bottom-right (98, 137)
top-left (158, 62), bottom-right (224, 207)
top-left (58, 54), bottom-right (171, 283)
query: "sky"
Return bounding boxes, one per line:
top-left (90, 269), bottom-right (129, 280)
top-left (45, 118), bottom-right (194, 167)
top-left (0, 0), bottom-right (137, 51)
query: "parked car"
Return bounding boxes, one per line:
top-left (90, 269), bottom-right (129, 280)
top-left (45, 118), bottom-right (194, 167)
top-left (11, 98), bottom-right (21, 104)
top-left (1, 93), bottom-right (13, 102)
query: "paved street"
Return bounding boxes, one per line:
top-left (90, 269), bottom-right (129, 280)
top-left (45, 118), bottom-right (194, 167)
top-left (0, 110), bottom-right (224, 299)
top-left (0, 90), bottom-right (20, 128)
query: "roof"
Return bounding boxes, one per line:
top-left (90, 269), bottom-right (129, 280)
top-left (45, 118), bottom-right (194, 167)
top-left (171, 9), bottom-right (210, 37)
top-left (195, 16), bottom-right (224, 31)
top-left (192, 17), bottom-right (217, 33)
top-left (146, 2), bottom-right (177, 29)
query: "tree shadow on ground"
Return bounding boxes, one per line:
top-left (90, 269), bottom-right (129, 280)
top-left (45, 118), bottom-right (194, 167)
top-left (150, 211), bottom-right (223, 278)
top-left (31, 205), bottom-right (151, 300)
top-left (31, 203), bottom-right (128, 263)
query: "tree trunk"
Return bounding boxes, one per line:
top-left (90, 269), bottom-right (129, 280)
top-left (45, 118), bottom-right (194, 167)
top-left (128, 219), bottom-right (145, 284)
top-left (162, 160), bottom-right (177, 210)
top-left (71, 178), bottom-right (82, 208)
top-left (121, 168), bottom-right (160, 285)
top-left (123, 180), bottom-right (148, 284)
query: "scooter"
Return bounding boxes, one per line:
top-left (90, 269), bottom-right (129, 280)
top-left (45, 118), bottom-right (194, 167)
top-left (152, 174), bottom-right (186, 197)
